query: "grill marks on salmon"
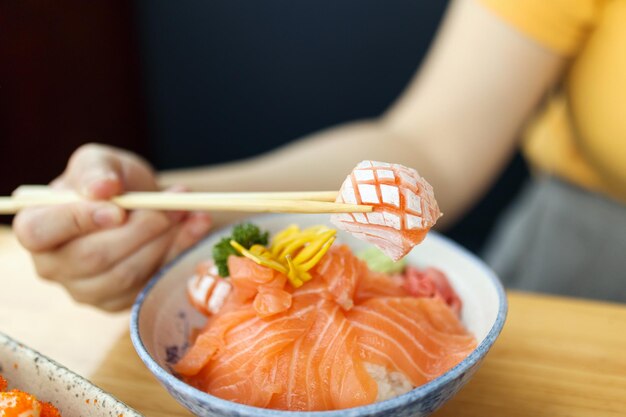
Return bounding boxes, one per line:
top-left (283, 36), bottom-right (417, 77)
top-left (174, 246), bottom-right (475, 411)
top-left (331, 161), bottom-right (442, 261)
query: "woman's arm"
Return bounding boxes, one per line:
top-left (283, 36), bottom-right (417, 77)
top-left (12, 0), bottom-right (567, 311)
top-left (161, 0), bottom-right (565, 227)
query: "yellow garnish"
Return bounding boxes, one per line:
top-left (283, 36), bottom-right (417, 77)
top-left (285, 255), bottom-right (306, 287)
top-left (230, 225), bottom-right (336, 287)
top-left (229, 241), bottom-right (287, 274)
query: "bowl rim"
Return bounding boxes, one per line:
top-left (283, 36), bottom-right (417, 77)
top-left (130, 214), bottom-right (508, 416)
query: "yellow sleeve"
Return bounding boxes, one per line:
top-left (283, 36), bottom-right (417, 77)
top-left (480, 0), bottom-right (601, 56)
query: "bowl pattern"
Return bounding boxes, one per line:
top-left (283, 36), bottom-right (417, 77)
top-left (156, 363), bottom-right (481, 417)
top-left (131, 214), bottom-right (507, 417)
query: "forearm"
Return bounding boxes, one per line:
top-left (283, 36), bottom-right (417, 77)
top-left (159, 120), bottom-right (416, 191)
top-left (160, 0), bottom-right (565, 229)
top-left (159, 121), bottom-right (421, 195)
top-left (158, 120), bottom-right (460, 227)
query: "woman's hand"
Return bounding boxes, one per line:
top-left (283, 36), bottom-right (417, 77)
top-left (13, 143), bottom-right (212, 311)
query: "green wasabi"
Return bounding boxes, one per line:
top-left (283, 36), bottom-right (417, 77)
top-left (357, 247), bottom-right (407, 274)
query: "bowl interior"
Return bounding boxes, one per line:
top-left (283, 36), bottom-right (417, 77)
top-left (134, 214), bottom-right (505, 412)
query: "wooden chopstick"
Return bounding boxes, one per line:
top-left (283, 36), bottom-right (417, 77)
top-left (13, 185), bottom-right (339, 202)
top-left (0, 186), bottom-right (370, 214)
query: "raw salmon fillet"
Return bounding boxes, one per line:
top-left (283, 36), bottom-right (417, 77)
top-left (174, 246), bottom-right (475, 411)
top-left (331, 161), bottom-right (442, 261)
top-left (186, 260), bottom-right (232, 316)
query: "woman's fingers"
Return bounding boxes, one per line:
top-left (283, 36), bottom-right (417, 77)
top-left (98, 290), bottom-right (144, 313)
top-left (14, 143), bottom-right (157, 253)
top-left (51, 212), bottom-right (212, 311)
top-left (164, 212), bottom-right (213, 264)
top-left (31, 209), bottom-right (185, 280)
top-left (64, 144), bottom-right (127, 199)
top-left (62, 223), bottom-right (181, 309)
top-left (48, 212), bottom-right (210, 311)
top-left (12, 143), bottom-right (202, 312)
top-left (63, 143), bottom-right (160, 198)
top-left (13, 202), bottom-right (126, 253)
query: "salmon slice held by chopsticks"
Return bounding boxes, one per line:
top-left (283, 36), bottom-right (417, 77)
top-left (331, 161), bottom-right (442, 261)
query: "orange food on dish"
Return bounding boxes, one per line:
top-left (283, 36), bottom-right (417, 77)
top-left (174, 246), bottom-right (476, 411)
top-left (0, 375), bottom-right (62, 417)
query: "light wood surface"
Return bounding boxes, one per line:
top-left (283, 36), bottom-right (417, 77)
top-left (1, 226), bottom-right (625, 416)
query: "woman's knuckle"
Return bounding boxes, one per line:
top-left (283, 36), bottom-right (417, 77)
top-left (67, 284), bottom-right (99, 305)
top-left (66, 278), bottom-right (114, 306)
top-left (67, 204), bottom-right (92, 233)
top-left (114, 264), bottom-right (145, 291)
top-left (68, 143), bottom-right (109, 168)
top-left (76, 245), bottom-right (109, 273)
top-left (69, 145), bottom-right (91, 165)
top-left (99, 300), bottom-right (127, 313)
top-left (32, 257), bottom-right (58, 280)
top-left (13, 212), bottom-right (41, 250)
top-left (76, 143), bottom-right (103, 157)
top-left (136, 212), bottom-right (170, 236)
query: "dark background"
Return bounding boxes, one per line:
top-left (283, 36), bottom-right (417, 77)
top-left (0, 0), bottom-right (529, 254)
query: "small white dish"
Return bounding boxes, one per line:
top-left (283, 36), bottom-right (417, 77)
top-left (0, 331), bottom-right (143, 417)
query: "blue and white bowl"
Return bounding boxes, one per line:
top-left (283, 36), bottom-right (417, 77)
top-left (131, 214), bottom-right (507, 417)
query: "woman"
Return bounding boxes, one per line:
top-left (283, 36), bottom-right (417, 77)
top-left (14, 0), bottom-right (626, 309)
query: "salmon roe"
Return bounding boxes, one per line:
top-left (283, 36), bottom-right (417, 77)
top-left (0, 375), bottom-right (62, 417)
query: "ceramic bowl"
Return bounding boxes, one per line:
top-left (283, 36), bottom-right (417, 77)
top-left (131, 214), bottom-right (507, 417)
top-left (0, 331), bottom-right (142, 417)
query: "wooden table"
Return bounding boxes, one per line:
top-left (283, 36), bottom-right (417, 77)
top-left (1, 226), bottom-right (625, 416)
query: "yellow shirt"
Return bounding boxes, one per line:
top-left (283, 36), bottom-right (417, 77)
top-left (481, 0), bottom-right (626, 202)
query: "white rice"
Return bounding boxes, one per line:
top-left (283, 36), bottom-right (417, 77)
top-left (364, 362), bottom-right (414, 402)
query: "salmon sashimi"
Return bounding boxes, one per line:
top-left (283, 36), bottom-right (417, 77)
top-left (331, 161), bottom-right (442, 261)
top-left (186, 260), bottom-right (232, 316)
top-left (253, 286), bottom-right (293, 318)
top-left (354, 269), bottom-right (408, 302)
top-left (312, 244), bottom-right (363, 310)
top-left (347, 297), bottom-right (476, 386)
top-left (175, 245), bottom-right (475, 411)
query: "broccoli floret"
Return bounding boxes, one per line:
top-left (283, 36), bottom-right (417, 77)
top-left (231, 222), bottom-right (269, 249)
top-left (212, 237), bottom-right (238, 277)
top-left (212, 223), bottom-right (269, 277)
